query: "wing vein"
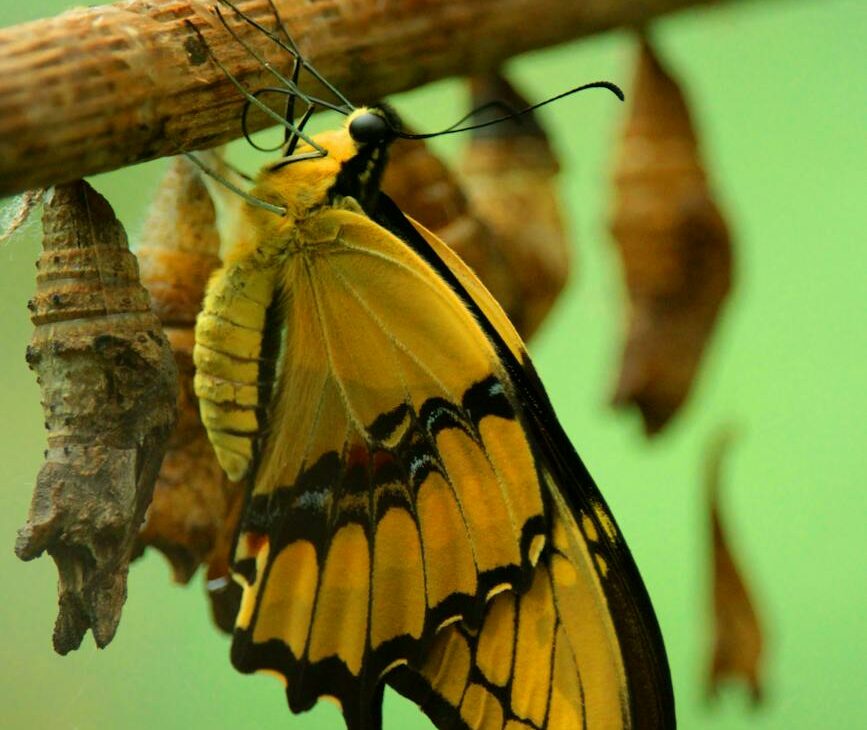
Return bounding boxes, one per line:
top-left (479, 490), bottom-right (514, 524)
top-left (327, 243), bottom-right (483, 613)
top-left (326, 247), bottom-right (482, 574)
top-left (303, 257), bottom-right (368, 436)
top-left (327, 264), bottom-right (433, 646)
top-left (327, 261), bottom-right (461, 412)
top-left (334, 238), bottom-right (470, 326)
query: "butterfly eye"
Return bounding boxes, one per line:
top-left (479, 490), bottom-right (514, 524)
top-left (348, 112), bottom-right (389, 144)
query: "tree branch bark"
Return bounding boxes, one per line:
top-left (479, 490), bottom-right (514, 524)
top-left (1, 0), bottom-right (723, 196)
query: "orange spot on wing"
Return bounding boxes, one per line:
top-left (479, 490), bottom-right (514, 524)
top-left (373, 449), bottom-right (395, 471)
top-left (245, 532), bottom-right (268, 554)
top-left (347, 443), bottom-right (369, 468)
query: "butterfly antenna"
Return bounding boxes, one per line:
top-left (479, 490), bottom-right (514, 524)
top-left (241, 93), bottom-right (285, 153)
top-left (285, 104), bottom-right (316, 156)
top-left (397, 80), bottom-right (625, 140)
top-left (218, 0), bottom-right (355, 111)
top-left (214, 3), bottom-right (305, 148)
top-left (239, 89), bottom-right (302, 153)
top-left (439, 99), bottom-right (523, 133)
top-left (184, 19), bottom-right (326, 155)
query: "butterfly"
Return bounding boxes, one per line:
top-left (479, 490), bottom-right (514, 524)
top-left (189, 3), bottom-right (675, 728)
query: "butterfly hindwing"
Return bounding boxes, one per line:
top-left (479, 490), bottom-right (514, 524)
top-left (389, 514), bottom-right (616, 729)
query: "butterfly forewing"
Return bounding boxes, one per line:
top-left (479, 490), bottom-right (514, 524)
top-left (382, 202), bottom-right (675, 728)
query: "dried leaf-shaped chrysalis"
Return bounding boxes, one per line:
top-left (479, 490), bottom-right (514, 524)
top-left (706, 429), bottom-right (764, 702)
top-left (135, 156), bottom-right (243, 631)
top-left (610, 38), bottom-right (733, 433)
top-left (459, 72), bottom-right (569, 340)
top-left (16, 180), bottom-right (178, 654)
top-left (380, 137), bottom-right (521, 335)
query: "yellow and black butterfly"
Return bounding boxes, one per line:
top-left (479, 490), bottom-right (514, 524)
top-left (188, 2), bottom-right (674, 728)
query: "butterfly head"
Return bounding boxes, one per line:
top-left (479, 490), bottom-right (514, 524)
top-left (251, 104), bottom-right (402, 222)
top-left (346, 105), bottom-right (401, 147)
top-left (334, 104), bottom-right (402, 211)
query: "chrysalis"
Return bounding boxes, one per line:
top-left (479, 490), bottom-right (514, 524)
top-left (459, 72), bottom-right (570, 340)
top-left (610, 37), bottom-right (733, 433)
top-left (16, 180), bottom-right (177, 653)
top-left (135, 156), bottom-right (245, 630)
top-left (705, 429), bottom-right (765, 702)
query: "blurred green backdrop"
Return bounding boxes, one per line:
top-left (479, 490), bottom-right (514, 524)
top-left (1, 1), bottom-right (864, 728)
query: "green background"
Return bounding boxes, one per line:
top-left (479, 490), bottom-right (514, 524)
top-left (1, 1), bottom-right (864, 728)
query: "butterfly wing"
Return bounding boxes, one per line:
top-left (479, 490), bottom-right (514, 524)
top-left (380, 195), bottom-right (676, 728)
top-left (389, 479), bottom-right (669, 730)
top-left (226, 190), bottom-right (673, 729)
top-left (229, 201), bottom-right (551, 728)
top-left (389, 490), bottom-right (628, 729)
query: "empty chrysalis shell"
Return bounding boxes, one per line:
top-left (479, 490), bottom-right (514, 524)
top-left (16, 180), bottom-right (178, 654)
top-left (609, 37), bottom-right (733, 433)
top-left (135, 156), bottom-right (243, 631)
top-left (705, 429), bottom-right (764, 702)
top-left (382, 72), bottom-right (569, 341)
top-left (459, 72), bottom-right (569, 340)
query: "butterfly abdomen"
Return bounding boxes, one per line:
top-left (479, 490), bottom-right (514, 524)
top-left (194, 260), bottom-right (279, 481)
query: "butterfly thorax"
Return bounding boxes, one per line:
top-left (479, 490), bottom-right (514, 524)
top-left (244, 107), bottom-right (399, 247)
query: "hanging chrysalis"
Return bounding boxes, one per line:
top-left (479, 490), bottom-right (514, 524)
top-left (610, 37), bottom-right (732, 433)
top-left (459, 72), bottom-right (569, 340)
top-left (135, 156), bottom-right (244, 631)
top-left (16, 180), bottom-right (178, 653)
top-left (705, 429), bottom-right (764, 702)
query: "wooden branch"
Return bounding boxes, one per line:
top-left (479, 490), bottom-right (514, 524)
top-left (0, 0), bottom-right (721, 196)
